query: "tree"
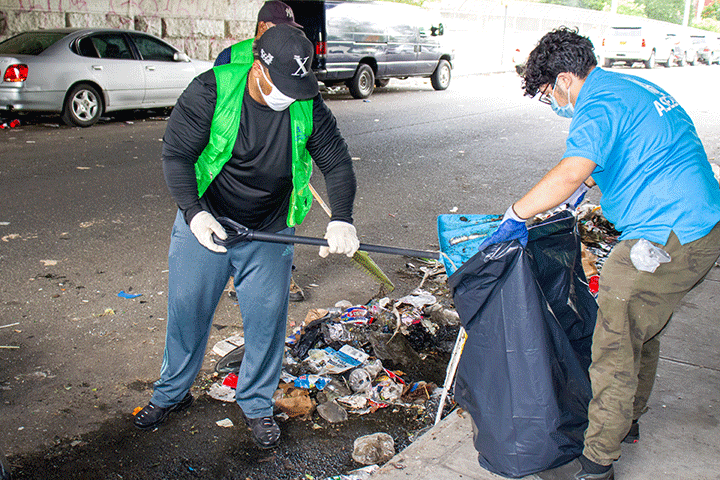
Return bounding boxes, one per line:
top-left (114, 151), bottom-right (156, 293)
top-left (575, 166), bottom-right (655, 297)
top-left (636, 0), bottom-right (684, 23)
top-left (702, 1), bottom-right (719, 20)
top-left (616, 0), bottom-right (647, 17)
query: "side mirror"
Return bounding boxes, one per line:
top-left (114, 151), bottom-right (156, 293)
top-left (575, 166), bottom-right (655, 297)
top-left (174, 51), bottom-right (190, 62)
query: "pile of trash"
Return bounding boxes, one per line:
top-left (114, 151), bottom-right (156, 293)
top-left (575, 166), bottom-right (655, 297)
top-left (576, 204), bottom-right (621, 271)
top-left (208, 284), bottom-right (461, 428)
top-left (206, 205), bottom-right (623, 424)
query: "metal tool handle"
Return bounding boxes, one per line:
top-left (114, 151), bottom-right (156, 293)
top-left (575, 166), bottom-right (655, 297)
top-left (251, 230), bottom-right (440, 259)
top-left (213, 217), bottom-right (439, 259)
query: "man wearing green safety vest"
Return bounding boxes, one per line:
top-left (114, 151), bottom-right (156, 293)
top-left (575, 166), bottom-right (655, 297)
top-left (134, 25), bottom-right (359, 450)
top-left (214, 0), bottom-right (301, 67)
top-left (215, 0), bottom-right (307, 302)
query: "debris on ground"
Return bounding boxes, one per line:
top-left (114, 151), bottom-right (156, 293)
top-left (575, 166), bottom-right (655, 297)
top-left (212, 333), bottom-right (244, 357)
top-left (324, 464), bottom-right (379, 480)
top-left (205, 256), bottom-right (458, 435)
top-left (216, 418), bottom-right (234, 428)
top-left (352, 432), bottom-right (395, 465)
top-left (199, 204), bottom-right (622, 477)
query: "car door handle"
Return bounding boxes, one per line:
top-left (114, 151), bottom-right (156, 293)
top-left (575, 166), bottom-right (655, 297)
top-left (92, 65), bottom-right (103, 71)
top-left (146, 66), bottom-right (156, 71)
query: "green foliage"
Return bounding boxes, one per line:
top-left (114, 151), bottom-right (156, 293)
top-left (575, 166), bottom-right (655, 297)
top-left (692, 17), bottom-right (720, 32)
top-left (616, 0), bottom-right (647, 17)
top-left (376, 0), bottom-right (426, 6)
top-left (702, 1), bottom-right (720, 20)
top-left (636, 0), bottom-right (684, 24)
top-left (540, 0), bottom-right (609, 10)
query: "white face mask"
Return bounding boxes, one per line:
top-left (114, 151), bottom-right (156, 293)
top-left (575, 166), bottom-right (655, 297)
top-left (257, 67), bottom-right (295, 111)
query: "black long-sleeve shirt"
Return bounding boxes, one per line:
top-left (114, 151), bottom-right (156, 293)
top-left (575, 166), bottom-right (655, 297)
top-left (162, 69), bottom-right (356, 232)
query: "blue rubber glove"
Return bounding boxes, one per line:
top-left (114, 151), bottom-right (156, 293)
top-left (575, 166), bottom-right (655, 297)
top-left (478, 205), bottom-right (529, 251)
top-left (563, 183), bottom-right (590, 209)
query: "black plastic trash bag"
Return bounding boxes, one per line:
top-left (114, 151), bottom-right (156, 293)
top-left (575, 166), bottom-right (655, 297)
top-left (449, 211), bottom-right (596, 478)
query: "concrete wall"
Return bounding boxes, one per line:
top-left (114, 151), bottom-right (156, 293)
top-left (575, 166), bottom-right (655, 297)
top-left (0, 0), bottom-right (265, 60)
top-left (0, 0), bottom-right (711, 70)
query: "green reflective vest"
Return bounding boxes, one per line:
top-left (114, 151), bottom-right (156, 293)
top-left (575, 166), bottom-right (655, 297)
top-left (230, 38), bottom-right (254, 65)
top-left (194, 63), bottom-right (314, 228)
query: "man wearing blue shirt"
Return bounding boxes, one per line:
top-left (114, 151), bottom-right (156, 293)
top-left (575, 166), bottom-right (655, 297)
top-left (483, 27), bottom-right (720, 479)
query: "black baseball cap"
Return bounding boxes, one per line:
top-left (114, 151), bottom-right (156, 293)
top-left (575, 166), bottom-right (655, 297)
top-left (257, 24), bottom-right (318, 100)
top-left (258, 1), bottom-right (302, 28)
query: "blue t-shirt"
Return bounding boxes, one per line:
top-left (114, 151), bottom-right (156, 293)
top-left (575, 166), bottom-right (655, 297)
top-left (564, 67), bottom-right (720, 245)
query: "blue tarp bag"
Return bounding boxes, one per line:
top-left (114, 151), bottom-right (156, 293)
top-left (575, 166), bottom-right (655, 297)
top-left (448, 211), bottom-right (596, 478)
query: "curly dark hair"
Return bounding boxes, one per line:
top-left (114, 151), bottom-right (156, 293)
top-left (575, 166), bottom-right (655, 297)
top-left (520, 27), bottom-right (597, 98)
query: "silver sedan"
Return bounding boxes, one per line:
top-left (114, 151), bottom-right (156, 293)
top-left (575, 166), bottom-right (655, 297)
top-left (0, 28), bottom-right (213, 127)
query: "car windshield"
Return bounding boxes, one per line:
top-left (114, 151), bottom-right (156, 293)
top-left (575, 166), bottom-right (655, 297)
top-left (0, 31), bottom-right (67, 55)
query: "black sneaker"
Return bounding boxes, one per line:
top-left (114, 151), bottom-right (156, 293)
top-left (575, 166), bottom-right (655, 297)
top-left (133, 393), bottom-right (193, 430)
top-left (622, 420), bottom-right (639, 444)
top-left (536, 457), bottom-right (614, 480)
top-left (241, 412), bottom-right (281, 449)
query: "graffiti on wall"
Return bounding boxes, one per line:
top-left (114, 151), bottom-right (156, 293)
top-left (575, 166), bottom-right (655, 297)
top-left (17, 1), bottom-right (89, 12)
top-left (13, 0), bottom-right (245, 17)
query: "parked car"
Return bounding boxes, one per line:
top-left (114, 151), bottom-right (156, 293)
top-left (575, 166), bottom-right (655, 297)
top-left (664, 32), bottom-right (697, 66)
top-left (284, 0), bottom-right (454, 99)
top-left (601, 26), bottom-right (672, 69)
top-left (0, 28), bottom-right (213, 127)
top-left (691, 34), bottom-right (720, 65)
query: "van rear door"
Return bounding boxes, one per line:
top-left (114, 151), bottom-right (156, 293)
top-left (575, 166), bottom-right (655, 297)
top-left (284, 0), bottom-right (327, 73)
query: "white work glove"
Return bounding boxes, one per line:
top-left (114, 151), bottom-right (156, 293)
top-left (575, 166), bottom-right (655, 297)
top-left (189, 211), bottom-right (227, 253)
top-left (563, 183), bottom-right (591, 209)
top-left (319, 221), bottom-right (359, 258)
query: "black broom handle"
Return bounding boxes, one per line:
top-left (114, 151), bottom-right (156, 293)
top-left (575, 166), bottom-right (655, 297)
top-left (249, 230), bottom-right (440, 259)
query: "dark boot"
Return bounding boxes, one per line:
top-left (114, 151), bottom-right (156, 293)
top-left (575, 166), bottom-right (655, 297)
top-left (133, 393), bottom-right (193, 430)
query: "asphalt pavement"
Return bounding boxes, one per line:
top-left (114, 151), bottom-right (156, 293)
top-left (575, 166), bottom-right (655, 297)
top-left (368, 264), bottom-right (720, 480)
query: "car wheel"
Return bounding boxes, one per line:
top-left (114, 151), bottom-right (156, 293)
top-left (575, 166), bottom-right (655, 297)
top-left (61, 84), bottom-right (102, 127)
top-left (375, 78), bottom-right (390, 88)
top-left (430, 59), bottom-right (451, 91)
top-left (346, 64), bottom-right (374, 99)
top-left (644, 51), bottom-right (655, 69)
top-left (603, 58), bottom-right (613, 68)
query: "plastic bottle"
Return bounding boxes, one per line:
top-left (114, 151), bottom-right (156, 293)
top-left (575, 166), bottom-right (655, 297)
top-left (348, 359), bottom-right (384, 392)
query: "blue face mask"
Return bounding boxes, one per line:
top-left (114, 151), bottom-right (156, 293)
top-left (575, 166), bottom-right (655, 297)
top-left (550, 78), bottom-right (574, 118)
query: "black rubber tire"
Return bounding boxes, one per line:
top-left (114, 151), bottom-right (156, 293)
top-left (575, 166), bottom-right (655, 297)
top-left (430, 59), bottom-right (451, 91)
top-left (346, 64), bottom-right (374, 99)
top-left (61, 84), bottom-right (102, 127)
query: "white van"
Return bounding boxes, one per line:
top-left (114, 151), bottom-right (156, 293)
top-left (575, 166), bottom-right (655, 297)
top-left (601, 26), bottom-right (673, 68)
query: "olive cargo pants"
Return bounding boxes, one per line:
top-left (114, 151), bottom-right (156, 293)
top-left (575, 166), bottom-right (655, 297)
top-left (583, 222), bottom-right (720, 465)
